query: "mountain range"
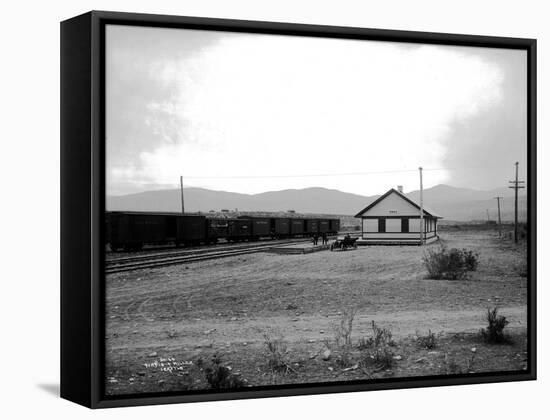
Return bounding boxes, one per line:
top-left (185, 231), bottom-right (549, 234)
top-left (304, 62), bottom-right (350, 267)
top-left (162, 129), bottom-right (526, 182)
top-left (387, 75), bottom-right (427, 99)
top-left (107, 184), bottom-right (527, 222)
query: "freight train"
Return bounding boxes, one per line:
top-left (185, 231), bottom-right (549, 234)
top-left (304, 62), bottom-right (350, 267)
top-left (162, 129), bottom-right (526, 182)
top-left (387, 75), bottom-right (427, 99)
top-left (106, 211), bottom-right (340, 251)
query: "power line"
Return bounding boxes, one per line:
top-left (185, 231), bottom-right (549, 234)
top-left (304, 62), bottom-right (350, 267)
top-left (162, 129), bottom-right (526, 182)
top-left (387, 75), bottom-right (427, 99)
top-left (176, 167), bottom-right (449, 180)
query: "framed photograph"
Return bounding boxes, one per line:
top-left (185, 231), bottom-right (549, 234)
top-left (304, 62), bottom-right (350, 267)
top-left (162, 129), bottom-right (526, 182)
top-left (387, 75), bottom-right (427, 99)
top-left (61, 11), bottom-right (536, 408)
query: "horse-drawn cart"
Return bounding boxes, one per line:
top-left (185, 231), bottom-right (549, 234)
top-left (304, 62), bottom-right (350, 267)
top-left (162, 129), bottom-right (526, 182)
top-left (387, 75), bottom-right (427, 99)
top-left (330, 235), bottom-right (358, 251)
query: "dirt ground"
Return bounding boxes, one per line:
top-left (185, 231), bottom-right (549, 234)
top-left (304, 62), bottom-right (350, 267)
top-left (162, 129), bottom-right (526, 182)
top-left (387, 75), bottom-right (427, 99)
top-left (105, 228), bottom-right (529, 395)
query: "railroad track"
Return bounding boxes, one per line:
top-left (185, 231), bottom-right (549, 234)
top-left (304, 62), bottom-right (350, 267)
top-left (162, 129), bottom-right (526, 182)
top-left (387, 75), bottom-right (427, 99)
top-left (105, 239), bottom-right (311, 274)
top-left (106, 238), bottom-right (313, 264)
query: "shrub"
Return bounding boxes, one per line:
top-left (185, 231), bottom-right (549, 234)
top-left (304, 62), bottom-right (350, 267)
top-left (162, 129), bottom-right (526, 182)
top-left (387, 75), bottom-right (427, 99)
top-left (423, 246), bottom-right (479, 280)
top-left (359, 345), bottom-right (394, 371)
top-left (335, 346), bottom-right (354, 368)
top-left (330, 308), bottom-right (357, 368)
top-left (202, 354), bottom-right (246, 389)
top-left (480, 307), bottom-right (510, 344)
top-left (263, 332), bottom-right (294, 374)
top-left (333, 308), bottom-right (356, 348)
top-left (372, 347), bottom-right (394, 369)
top-left (462, 249), bottom-right (479, 271)
top-left (417, 330), bottom-right (437, 349)
top-left (358, 321), bottom-right (395, 370)
top-left (357, 321), bottom-right (394, 350)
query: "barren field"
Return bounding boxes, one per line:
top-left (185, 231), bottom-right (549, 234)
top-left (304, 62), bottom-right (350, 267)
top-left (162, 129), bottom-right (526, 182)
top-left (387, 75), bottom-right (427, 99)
top-left (105, 229), bottom-right (528, 395)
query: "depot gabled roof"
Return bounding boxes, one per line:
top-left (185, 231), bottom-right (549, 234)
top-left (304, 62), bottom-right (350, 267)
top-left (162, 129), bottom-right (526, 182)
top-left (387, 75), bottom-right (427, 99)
top-left (354, 188), bottom-right (443, 218)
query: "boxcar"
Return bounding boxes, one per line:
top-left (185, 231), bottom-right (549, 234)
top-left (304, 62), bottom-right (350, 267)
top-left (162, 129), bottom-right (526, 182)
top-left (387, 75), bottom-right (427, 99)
top-left (329, 218), bottom-right (340, 234)
top-left (108, 211), bottom-right (178, 251)
top-left (241, 217), bottom-right (271, 240)
top-left (176, 215), bottom-right (207, 245)
top-left (273, 217), bottom-right (290, 238)
top-left (207, 218), bottom-right (230, 243)
top-left (305, 219), bottom-right (319, 236)
top-left (227, 218), bottom-right (251, 242)
top-left (289, 218), bottom-right (305, 237)
top-left (318, 219), bottom-right (330, 234)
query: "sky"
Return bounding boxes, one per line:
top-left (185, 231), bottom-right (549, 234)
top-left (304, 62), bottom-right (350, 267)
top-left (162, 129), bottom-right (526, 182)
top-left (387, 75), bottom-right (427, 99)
top-left (106, 25), bottom-right (527, 197)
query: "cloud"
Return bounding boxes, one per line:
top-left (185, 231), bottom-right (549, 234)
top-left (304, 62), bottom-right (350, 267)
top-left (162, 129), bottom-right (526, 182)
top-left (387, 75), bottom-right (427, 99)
top-left (106, 27), bottom-right (522, 196)
top-left (441, 48), bottom-right (527, 188)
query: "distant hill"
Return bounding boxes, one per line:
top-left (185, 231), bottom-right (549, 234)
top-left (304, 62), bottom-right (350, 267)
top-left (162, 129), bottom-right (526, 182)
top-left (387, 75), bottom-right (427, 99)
top-left (406, 184), bottom-right (527, 222)
top-left (107, 184), bottom-right (527, 222)
top-left (107, 187), bottom-right (369, 216)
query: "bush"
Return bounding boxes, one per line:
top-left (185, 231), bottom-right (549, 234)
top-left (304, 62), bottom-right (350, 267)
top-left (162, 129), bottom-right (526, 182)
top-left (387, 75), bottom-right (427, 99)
top-left (417, 330), bottom-right (437, 349)
top-left (202, 354), bottom-right (246, 389)
top-left (357, 321), bottom-right (394, 350)
top-left (423, 246), bottom-right (479, 280)
top-left (329, 308), bottom-right (357, 368)
top-left (333, 308), bottom-right (356, 348)
top-left (335, 345), bottom-right (354, 368)
top-left (462, 250), bottom-right (479, 271)
top-left (263, 332), bottom-right (294, 374)
top-left (372, 347), bottom-right (394, 369)
top-left (480, 307), bottom-right (510, 344)
top-left (358, 321), bottom-right (395, 370)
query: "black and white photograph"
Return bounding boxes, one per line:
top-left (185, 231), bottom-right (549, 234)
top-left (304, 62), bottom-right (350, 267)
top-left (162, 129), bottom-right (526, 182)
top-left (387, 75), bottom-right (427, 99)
top-left (3, 0), bottom-right (549, 417)
top-left (103, 22), bottom-right (532, 397)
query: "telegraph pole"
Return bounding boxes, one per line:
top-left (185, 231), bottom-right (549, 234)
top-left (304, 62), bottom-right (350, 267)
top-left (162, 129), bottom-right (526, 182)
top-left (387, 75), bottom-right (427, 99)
top-left (508, 162), bottom-right (525, 243)
top-left (180, 175), bottom-right (185, 214)
top-left (494, 196), bottom-right (502, 237)
top-left (419, 167), bottom-right (424, 245)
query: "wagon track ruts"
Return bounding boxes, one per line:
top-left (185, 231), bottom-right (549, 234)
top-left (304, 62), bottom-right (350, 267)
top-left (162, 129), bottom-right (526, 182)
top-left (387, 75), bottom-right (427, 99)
top-left (105, 239), bottom-right (311, 273)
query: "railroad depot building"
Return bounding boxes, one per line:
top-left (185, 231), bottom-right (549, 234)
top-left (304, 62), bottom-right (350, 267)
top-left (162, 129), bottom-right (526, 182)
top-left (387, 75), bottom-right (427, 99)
top-left (355, 187), bottom-right (442, 245)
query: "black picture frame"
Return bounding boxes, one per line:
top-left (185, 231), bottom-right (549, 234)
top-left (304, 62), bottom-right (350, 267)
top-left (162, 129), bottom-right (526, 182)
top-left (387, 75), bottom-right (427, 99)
top-left (61, 10), bottom-right (537, 409)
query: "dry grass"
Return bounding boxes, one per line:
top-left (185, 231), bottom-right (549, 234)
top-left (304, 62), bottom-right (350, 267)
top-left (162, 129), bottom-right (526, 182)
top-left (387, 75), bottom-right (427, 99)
top-left (416, 330), bottom-right (438, 350)
top-left (104, 228), bottom-right (528, 395)
top-left (263, 332), bottom-right (295, 374)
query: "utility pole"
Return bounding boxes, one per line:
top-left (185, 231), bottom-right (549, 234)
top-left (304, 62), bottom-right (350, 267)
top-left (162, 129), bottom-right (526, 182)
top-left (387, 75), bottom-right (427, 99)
top-left (508, 162), bottom-right (525, 243)
top-left (419, 167), bottom-right (424, 245)
top-left (180, 175), bottom-right (185, 214)
top-left (494, 196), bottom-right (502, 237)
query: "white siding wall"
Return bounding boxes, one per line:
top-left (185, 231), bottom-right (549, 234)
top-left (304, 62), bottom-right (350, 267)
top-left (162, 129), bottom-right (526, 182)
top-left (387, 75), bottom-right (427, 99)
top-left (362, 191), bottom-right (419, 217)
top-left (363, 232), bottom-right (421, 239)
top-left (362, 218), bottom-right (436, 234)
